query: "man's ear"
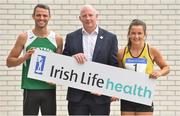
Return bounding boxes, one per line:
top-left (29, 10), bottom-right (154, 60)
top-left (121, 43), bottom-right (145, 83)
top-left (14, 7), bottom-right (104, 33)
top-left (79, 16), bottom-right (84, 24)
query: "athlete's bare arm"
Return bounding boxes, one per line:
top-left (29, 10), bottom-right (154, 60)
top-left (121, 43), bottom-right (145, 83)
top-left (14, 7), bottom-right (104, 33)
top-left (149, 46), bottom-right (170, 79)
top-left (55, 34), bottom-right (63, 54)
top-left (6, 32), bottom-right (34, 67)
top-left (117, 48), bottom-right (125, 68)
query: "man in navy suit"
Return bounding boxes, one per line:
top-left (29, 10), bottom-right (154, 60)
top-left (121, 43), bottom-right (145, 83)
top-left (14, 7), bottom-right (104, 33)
top-left (63, 5), bottom-right (118, 115)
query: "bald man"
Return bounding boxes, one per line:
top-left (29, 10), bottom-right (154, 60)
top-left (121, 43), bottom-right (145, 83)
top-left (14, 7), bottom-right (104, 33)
top-left (63, 5), bottom-right (118, 115)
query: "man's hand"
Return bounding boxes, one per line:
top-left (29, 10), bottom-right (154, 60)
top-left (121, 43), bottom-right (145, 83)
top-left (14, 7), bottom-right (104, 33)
top-left (111, 96), bottom-right (119, 102)
top-left (73, 53), bottom-right (87, 64)
top-left (91, 92), bottom-right (102, 96)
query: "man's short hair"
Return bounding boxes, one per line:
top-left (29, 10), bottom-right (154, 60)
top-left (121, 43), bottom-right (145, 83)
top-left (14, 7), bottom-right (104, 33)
top-left (33, 4), bottom-right (50, 16)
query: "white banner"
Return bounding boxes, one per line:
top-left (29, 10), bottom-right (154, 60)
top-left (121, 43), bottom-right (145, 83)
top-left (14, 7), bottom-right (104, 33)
top-left (28, 50), bottom-right (156, 106)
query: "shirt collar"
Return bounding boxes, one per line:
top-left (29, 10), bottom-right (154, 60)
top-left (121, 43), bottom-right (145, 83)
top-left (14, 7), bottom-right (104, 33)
top-left (82, 26), bottom-right (99, 35)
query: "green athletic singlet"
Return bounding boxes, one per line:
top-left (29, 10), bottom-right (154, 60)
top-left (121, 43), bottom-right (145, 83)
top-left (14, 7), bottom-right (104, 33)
top-left (21, 30), bottom-right (57, 89)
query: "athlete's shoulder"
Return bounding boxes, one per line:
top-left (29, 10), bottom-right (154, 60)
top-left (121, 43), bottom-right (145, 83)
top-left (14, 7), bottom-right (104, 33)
top-left (18, 32), bottom-right (27, 39)
top-left (55, 33), bottom-right (63, 45)
top-left (118, 47), bottom-right (127, 61)
top-left (118, 47), bottom-right (126, 55)
top-left (16, 32), bottom-right (28, 44)
top-left (55, 33), bottom-right (63, 40)
top-left (148, 44), bottom-right (161, 60)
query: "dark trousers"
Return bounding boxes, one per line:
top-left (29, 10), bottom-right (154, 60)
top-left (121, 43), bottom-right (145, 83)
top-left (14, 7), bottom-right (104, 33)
top-left (23, 89), bottom-right (56, 115)
top-left (121, 100), bottom-right (154, 112)
top-left (68, 94), bottom-right (110, 115)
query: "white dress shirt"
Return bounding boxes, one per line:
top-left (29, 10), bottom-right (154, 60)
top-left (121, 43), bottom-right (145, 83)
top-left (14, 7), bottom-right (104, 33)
top-left (82, 26), bottom-right (99, 61)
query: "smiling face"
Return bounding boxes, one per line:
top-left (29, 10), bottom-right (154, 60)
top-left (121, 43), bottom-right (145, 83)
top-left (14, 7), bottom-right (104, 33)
top-left (129, 25), bottom-right (146, 46)
top-left (127, 19), bottom-right (147, 47)
top-left (79, 5), bottom-right (98, 33)
top-left (32, 7), bottom-right (51, 29)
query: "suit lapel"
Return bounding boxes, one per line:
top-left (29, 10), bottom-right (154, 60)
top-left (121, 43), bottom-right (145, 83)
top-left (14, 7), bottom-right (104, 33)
top-left (76, 29), bottom-right (83, 53)
top-left (92, 28), bottom-right (104, 61)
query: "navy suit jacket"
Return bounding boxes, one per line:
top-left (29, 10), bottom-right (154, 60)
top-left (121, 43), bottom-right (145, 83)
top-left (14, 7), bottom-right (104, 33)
top-left (63, 27), bottom-right (118, 104)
